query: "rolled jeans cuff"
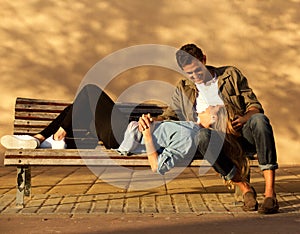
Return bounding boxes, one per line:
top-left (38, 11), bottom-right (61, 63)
top-left (259, 163), bottom-right (278, 171)
top-left (222, 166), bottom-right (237, 181)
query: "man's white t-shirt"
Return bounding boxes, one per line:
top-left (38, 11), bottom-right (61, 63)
top-left (195, 77), bottom-right (224, 114)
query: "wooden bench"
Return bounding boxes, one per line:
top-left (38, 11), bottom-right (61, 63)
top-left (4, 97), bottom-right (208, 207)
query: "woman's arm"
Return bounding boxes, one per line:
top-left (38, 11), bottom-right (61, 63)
top-left (143, 130), bottom-right (159, 172)
top-left (139, 114), bottom-right (158, 172)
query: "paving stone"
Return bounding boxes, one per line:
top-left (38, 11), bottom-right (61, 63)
top-left (48, 167), bottom-right (97, 195)
top-left (0, 171), bottom-right (16, 195)
top-left (97, 167), bottom-right (133, 191)
top-left (37, 194), bottom-right (62, 214)
top-left (278, 193), bottom-right (300, 212)
top-left (201, 194), bottom-right (228, 212)
top-left (128, 168), bottom-right (166, 191)
top-left (20, 194), bottom-right (48, 214)
top-left (124, 196), bottom-right (140, 213)
top-left (0, 167), bottom-right (15, 177)
top-left (186, 193), bottom-right (210, 213)
top-left (140, 196), bottom-right (157, 214)
top-left (55, 195), bottom-right (78, 214)
top-left (106, 194), bottom-right (125, 214)
top-left (172, 194), bottom-right (192, 213)
top-left (73, 194), bottom-right (94, 214)
top-left (166, 172), bottom-right (206, 194)
top-left (156, 195), bottom-right (175, 213)
top-left (87, 179), bottom-right (126, 195)
top-left (91, 194), bottom-right (110, 213)
top-left (0, 195), bottom-right (18, 213)
top-left (31, 167), bottom-right (79, 194)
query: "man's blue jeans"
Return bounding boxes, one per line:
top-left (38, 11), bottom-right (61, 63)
top-left (197, 128), bottom-right (237, 180)
top-left (196, 113), bottom-right (278, 180)
top-left (239, 113), bottom-right (278, 171)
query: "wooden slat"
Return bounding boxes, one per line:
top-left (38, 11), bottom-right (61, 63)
top-left (122, 109), bottom-right (164, 114)
top-left (13, 128), bottom-right (45, 135)
top-left (15, 105), bottom-right (165, 115)
top-left (15, 111), bottom-right (61, 120)
top-left (13, 130), bottom-right (95, 137)
top-left (15, 98), bottom-right (167, 109)
top-left (16, 98), bottom-right (165, 106)
top-left (15, 103), bottom-right (68, 112)
top-left (4, 158), bottom-right (150, 166)
top-left (4, 149), bottom-right (148, 166)
top-left (4, 148), bottom-right (203, 166)
top-left (116, 102), bottom-right (167, 109)
top-left (16, 97), bottom-right (71, 105)
top-left (4, 149), bottom-right (147, 159)
top-left (5, 158), bottom-right (203, 166)
top-left (14, 119), bottom-right (53, 127)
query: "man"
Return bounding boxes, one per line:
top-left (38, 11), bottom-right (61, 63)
top-left (153, 43), bottom-right (278, 214)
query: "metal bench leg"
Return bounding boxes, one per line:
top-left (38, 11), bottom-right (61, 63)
top-left (16, 166), bottom-right (31, 207)
top-left (24, 166), bottom-right (31, 197)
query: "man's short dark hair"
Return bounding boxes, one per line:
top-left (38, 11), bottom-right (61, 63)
top-left (176, 44), bottom-right (204, 69)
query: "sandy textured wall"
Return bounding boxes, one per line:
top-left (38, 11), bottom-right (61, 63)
top-left (0, 0), bottom-right (299, 164)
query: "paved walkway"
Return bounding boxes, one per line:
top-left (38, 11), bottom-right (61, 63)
top-left (0, 164), bottom-right (299, 215)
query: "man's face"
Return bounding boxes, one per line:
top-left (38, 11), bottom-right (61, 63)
top-left (182, 59), bottom-right (212, 84)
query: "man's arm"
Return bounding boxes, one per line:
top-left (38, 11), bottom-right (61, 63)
top-left (233, 67), bottom-right (264, 113)
top-left (229, 67), bottom-right (263, 130)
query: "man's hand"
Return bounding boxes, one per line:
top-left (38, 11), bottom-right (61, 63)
top-left (232, 107), bottom-right (260, 131)
top-left (232, 115), bottom-right (247, 131)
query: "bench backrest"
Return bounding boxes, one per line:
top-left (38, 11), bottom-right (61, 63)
top-left (13, 97), bottom-right (168, 135)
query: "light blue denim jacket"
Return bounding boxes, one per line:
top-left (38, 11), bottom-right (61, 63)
top-left (117, 121), bottom-right (201, 175)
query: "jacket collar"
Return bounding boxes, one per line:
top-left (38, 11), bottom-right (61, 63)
top-left (208, 66), bottom-right (230, 81)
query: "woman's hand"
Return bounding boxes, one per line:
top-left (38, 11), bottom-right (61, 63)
top-left (53, 127), bottom-right (67, 140)
top-left (138, 113), bottom-right (153, 134)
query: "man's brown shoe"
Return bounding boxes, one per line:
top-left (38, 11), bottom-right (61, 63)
top-left (242, 187), bottom-right (258, 211)
top-left (258, 197), bottom-right (279, 214)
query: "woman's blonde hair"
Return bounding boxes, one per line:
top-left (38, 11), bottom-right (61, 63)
top-left (212, 106), bottom-right (249, 182)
